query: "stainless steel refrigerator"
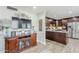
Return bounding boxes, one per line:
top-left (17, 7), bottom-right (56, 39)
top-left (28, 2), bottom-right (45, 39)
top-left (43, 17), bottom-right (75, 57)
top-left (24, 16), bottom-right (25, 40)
top-left (68, 22), bottom-right (79, 39)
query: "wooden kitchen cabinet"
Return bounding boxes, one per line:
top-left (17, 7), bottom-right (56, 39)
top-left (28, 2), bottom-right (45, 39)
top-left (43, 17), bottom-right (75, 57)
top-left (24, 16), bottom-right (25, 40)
top-left (58, 20), bottom-right (62, 26)
top-left (5, 33), bottom-right (37, 53)
top-left (46, 31), bottom-right (67, 45)
top-left (62, 20), bottom-right (67, 25)
top-left (30, 33), bottom-right (37, 46)
top-left (5, 37), bottom-right (18, 53)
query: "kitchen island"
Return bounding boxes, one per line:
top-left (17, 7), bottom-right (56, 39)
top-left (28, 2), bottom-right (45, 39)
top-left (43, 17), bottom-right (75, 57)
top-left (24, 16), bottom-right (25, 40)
top-left (46, 30), bottom-right (67, 45)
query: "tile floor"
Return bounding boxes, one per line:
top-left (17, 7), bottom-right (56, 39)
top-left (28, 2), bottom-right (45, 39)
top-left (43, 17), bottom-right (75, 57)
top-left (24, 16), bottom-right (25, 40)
top-left (21, 38), bottom-right (79, 53)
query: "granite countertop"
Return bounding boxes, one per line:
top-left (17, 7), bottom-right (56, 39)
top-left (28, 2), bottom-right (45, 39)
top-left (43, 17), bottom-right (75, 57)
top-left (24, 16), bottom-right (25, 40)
top-left (46, 30), bottom-right (67, 33)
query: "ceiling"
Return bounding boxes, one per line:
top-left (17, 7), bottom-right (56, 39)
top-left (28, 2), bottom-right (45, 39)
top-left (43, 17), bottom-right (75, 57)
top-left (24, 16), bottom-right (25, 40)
top-left (15, 6), bottom-right (79, 19)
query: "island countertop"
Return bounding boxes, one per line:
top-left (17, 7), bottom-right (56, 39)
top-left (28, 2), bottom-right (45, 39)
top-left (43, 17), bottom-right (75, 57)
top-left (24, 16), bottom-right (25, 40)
top-left (46, 30), bottom-right (67, 33)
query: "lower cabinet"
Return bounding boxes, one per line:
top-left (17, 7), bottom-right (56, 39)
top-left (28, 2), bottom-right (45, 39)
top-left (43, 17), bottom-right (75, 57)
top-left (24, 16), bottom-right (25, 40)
top-left (30, 33), bottom-right (37, 46)
top-left (5, 37), bottom-right (18, 53)
top-left (18, 37), bottom-right (31, 51)
top-left (46, 31), bottom-right (67, 45)
top-left (5, 33), bottom-right (37, 53)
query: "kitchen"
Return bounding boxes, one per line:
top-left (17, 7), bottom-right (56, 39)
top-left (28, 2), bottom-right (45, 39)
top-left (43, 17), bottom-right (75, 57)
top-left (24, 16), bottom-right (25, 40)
top-left (46, 16), bottom-right (79, 45)
top-left (1, 6), bottom-right (79, 53)
top-left (46, 17), bottom-right (67, 45)
top-left (0, 0), bottom-right (79, 59)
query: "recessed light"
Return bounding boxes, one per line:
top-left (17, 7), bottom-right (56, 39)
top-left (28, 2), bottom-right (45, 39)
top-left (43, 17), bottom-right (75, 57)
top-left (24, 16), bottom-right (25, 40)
top-left (33, 6), bottom-right (37, 9)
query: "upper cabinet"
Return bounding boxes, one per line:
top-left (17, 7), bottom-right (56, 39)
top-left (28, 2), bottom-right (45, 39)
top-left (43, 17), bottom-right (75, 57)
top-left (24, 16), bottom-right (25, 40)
top-left (68, 17), bottom-right (79, 22)
top-left (12, 17), bottom-right (19, 29)
top-left (12, 17), bottom-right (31, 29)
top-left (58, 20), bottom-right (62, 26)
top-left (46, 17), bottom-right (68, 30)
top-left (62, 19), bottom-right (67, 25)
top-left (46, 19), bottom-right (68, 27)
top-left (46, 17), bottom-right (56, 27)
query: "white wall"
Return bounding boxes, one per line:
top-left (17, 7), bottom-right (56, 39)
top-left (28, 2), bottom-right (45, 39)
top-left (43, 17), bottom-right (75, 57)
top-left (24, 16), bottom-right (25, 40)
top-left (0, 20), bottom-right (5, 52)
top-left (37, 11), bottom-right (46, 45)
top-left (0, 6), bottom-right (15, 52)
top-left (0, 6), bottom-right (16, 27)
top-left (0, 31), bottom-right (5, 53)
top-left (0, 6), bottom-right (15, 19)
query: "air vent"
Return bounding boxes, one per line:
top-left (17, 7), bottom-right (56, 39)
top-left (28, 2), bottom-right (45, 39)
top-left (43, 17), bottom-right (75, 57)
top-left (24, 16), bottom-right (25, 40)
top-left (7, 6), bottom-right (18, 11)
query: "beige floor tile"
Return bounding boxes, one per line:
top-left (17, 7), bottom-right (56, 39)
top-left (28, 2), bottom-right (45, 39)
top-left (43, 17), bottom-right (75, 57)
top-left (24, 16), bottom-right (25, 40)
top-left (21, 38), bottom-right (79, 53)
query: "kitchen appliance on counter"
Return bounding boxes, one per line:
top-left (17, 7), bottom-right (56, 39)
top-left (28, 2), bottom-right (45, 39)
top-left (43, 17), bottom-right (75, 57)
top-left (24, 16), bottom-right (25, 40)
top-left (68, 22), bottom-right (79, 39)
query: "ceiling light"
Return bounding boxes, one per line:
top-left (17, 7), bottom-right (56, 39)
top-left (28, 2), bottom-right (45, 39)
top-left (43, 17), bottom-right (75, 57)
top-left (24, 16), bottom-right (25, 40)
top-left (33, 6), bottom-right (37, 9)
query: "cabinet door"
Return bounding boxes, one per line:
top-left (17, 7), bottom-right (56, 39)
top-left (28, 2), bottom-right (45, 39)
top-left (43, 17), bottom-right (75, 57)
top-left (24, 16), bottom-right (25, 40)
top-left (31, 33), bottom-right (37, 46)
top-left (12, 20), bottom-right (18, 29)
top-left (8, 40), bottom-right (15, 52)
top-left (58, 20), bottom-right (62, 26)
top-left (15, 38), bottom-right (18, 51)
top-left (5, 40), bottom-right (8, 52)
